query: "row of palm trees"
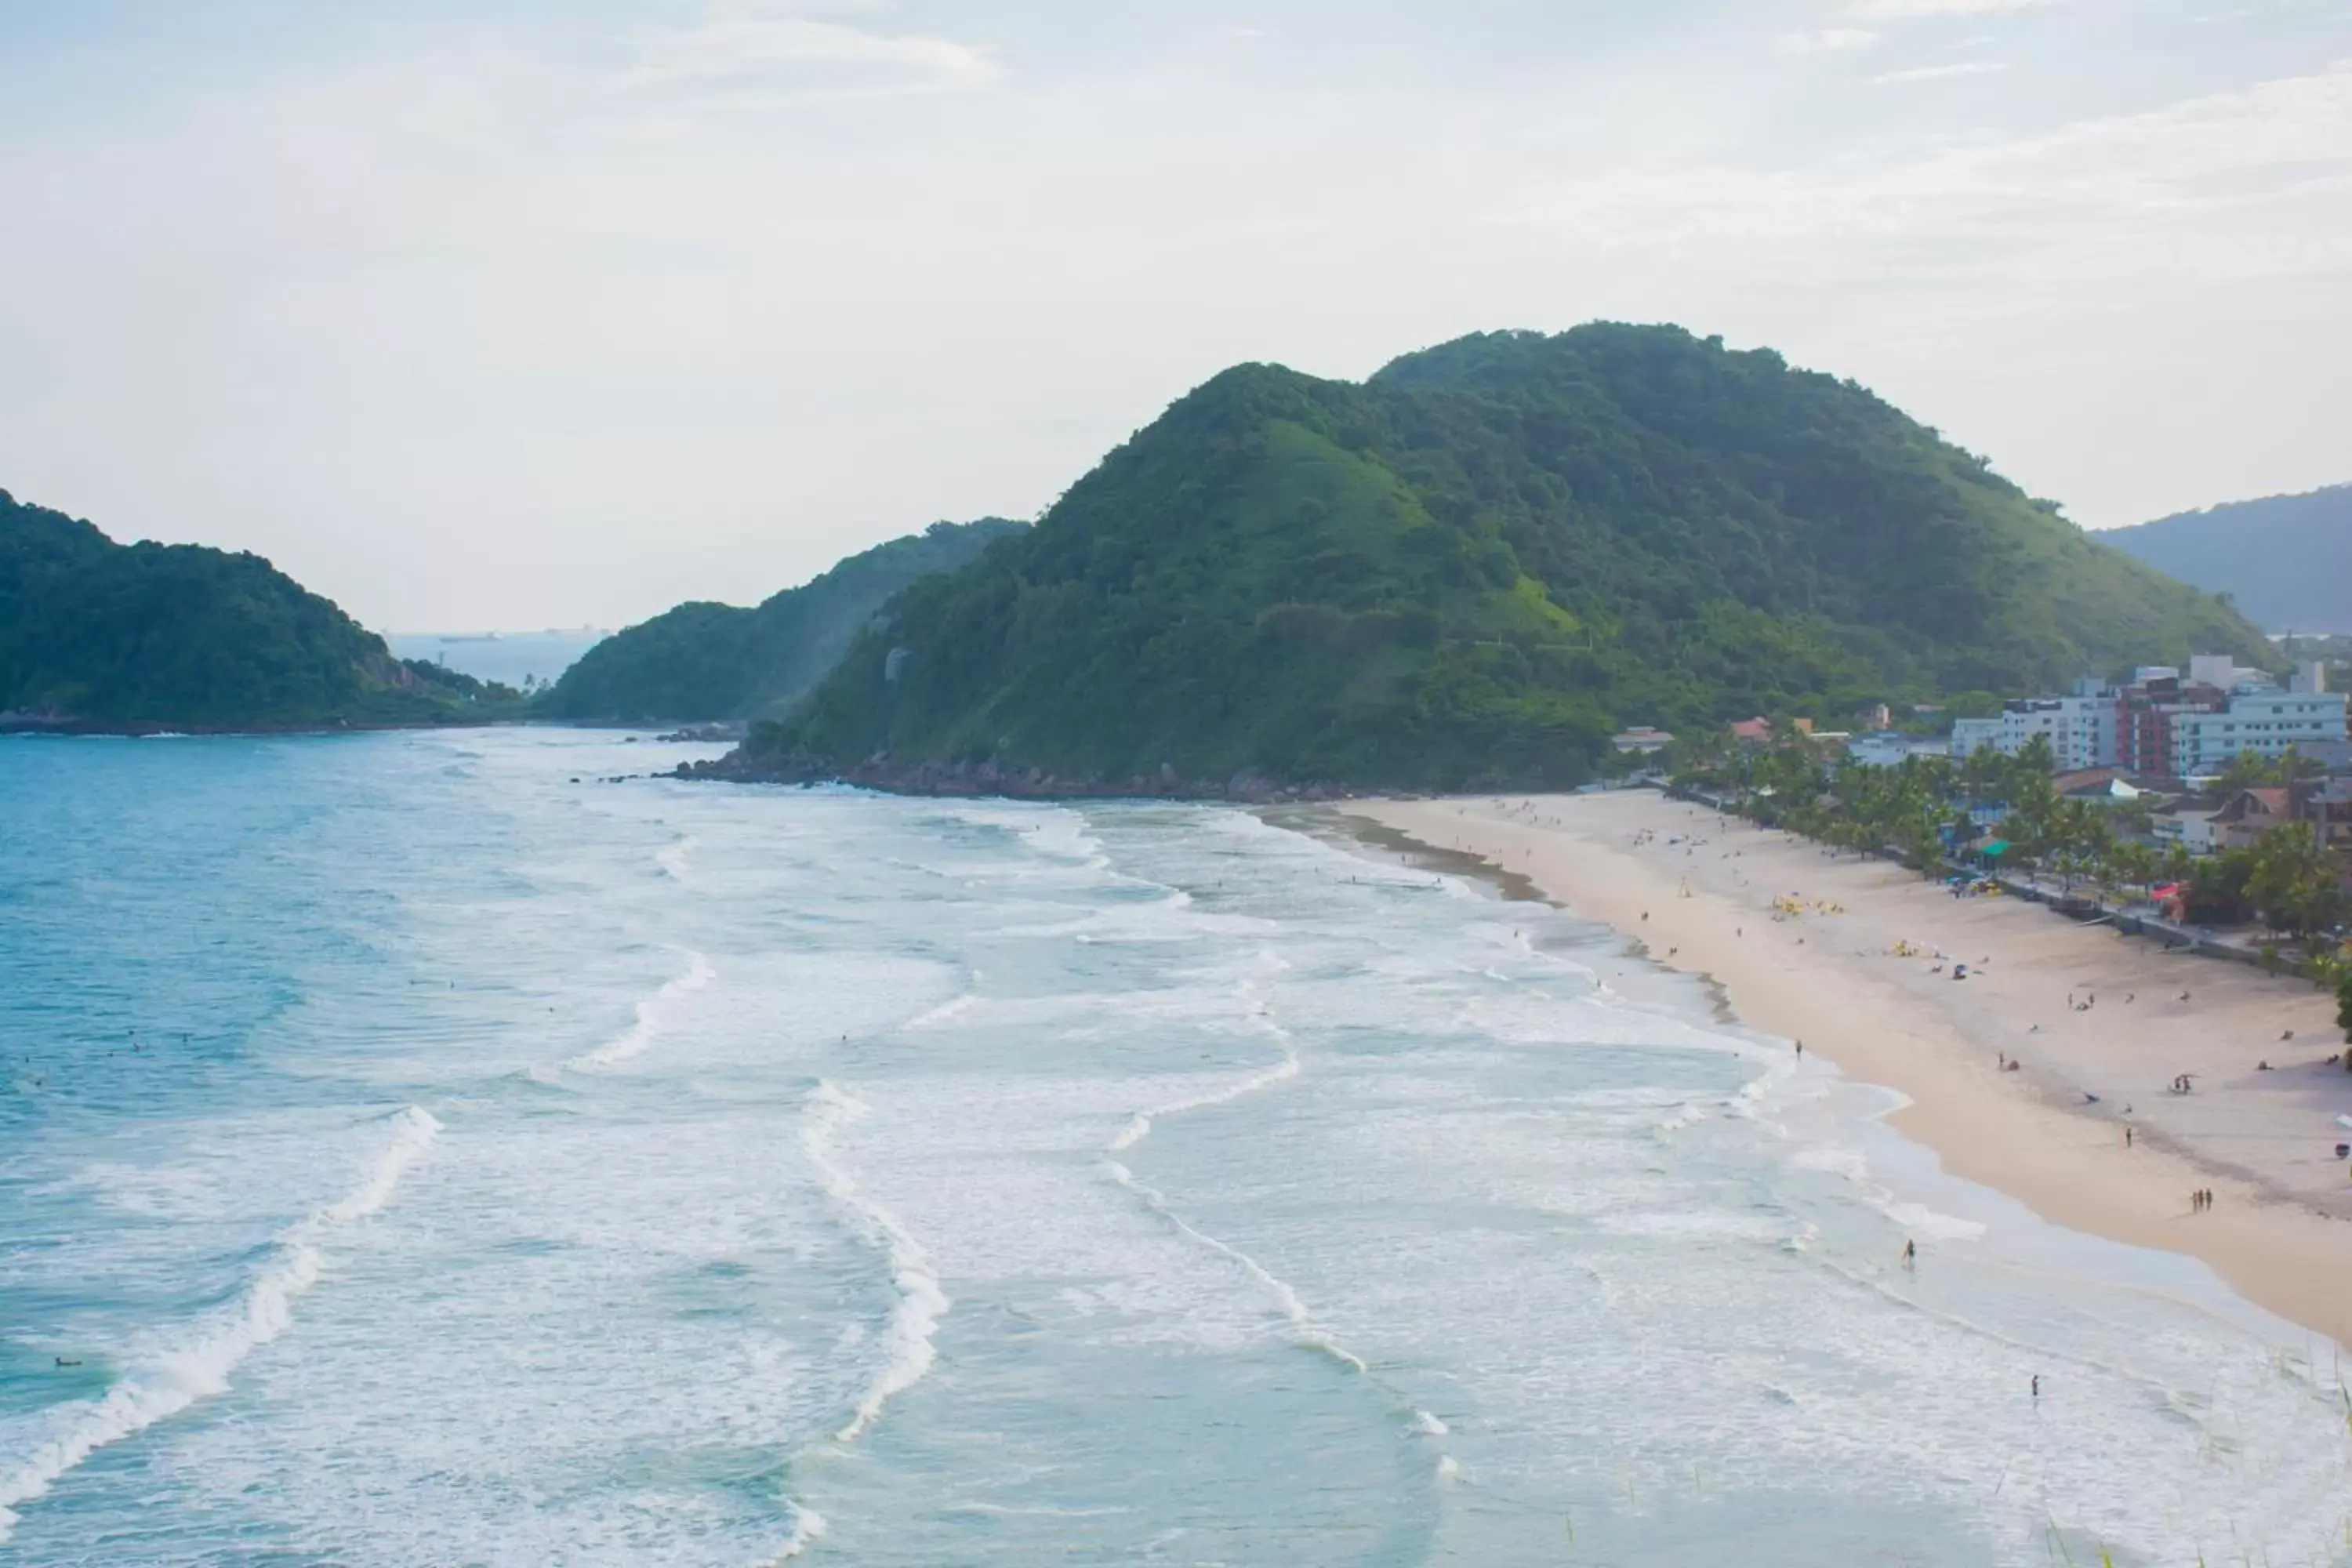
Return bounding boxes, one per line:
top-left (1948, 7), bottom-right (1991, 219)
top-left (1670, 732), bottom-right (2347, 949)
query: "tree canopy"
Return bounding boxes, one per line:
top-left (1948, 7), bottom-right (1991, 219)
top-left (535, 519), bottom-right (1027, 724)
top-left (1, 488), bottom-right (510, 729)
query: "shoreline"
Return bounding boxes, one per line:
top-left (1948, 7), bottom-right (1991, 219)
top-left (1332, 791), bottom-right (2352, 1349)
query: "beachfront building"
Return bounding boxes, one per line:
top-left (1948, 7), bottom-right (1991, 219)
top-left (1611, 726), bottom-right (1675, 755)
top-left (1947, 658), bottom-right (2347, 779)
top-left (2152, 799), bottom-right (2224, 856)
top-left (2209, 787), bottom-right (2301, 851)
top-left (2111, 673), bottom-right (2230, 775)
top-left (1949, 717), bottom-right (2002, 757)
top-left (2166, 690), bottom-right (2352, 775)
top-left (2306, 778), bottom-right (2352, 860)
top-left (1847, 731), bottom-right (1950, 768)
top-left (1996, 695), bottom-right (2110, 771)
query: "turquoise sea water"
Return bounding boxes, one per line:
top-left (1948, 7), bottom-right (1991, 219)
top-left (2, 728), bottom-right (2348, 1566)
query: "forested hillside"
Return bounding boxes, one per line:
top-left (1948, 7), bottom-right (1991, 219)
top-left (0, 489), bottom-right (510, 730)
top-left (711, 325), bottom-right (2268, 793)
top-left (2102, 485), bottom-right (2352, 632)
top-left (535, 519), bottom-right (1026, 724)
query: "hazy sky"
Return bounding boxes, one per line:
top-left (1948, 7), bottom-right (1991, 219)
top-left (2, 2), bottom-right (2347, 631)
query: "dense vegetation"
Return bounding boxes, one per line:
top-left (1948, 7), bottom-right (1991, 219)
top-left (2103, 485), bottom-right (2352, 633)
top-left (1679, 733), bottom-right (2346, 945)
top-left (1, 488), bottom-right (510, 729)
top-left (733, 325), bottom-right (2271, 791)
top-left (536, 519), bottom-right (1026, 724)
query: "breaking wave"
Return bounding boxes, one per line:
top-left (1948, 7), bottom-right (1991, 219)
top-left (0, 1107), bottom-right (441, 1543)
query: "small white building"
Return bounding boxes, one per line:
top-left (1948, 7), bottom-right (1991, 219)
top-left (2152, 804), bottom-right (2223, 855)
top-left (1847, 732), bottom-right (1947, 768)
top-left (1950, 717), bottom-right (2003, 757)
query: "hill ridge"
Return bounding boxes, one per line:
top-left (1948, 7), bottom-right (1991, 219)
top-left (699, 323), bottom-right (2269, 795)
top-left (1, 488), bottom-right (508, 731)
top-left (2101, 484), bottom-right (2352, 632)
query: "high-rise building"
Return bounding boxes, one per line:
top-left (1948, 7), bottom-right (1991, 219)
top-left (2168, 691), bottom-right (2350, 775)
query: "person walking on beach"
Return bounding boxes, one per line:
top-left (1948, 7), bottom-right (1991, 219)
top-left (2125, 1126), bottom-right (2133, 1149)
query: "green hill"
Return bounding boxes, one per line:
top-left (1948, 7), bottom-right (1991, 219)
top-left (713, 324), bottom-right (2274, 793)
top-left (2101, 485), bottom-right (2352, 633)
top-left (535, 519), bottom-right (1028, 724)
top-left (1, 488), bottom-right (510, 731)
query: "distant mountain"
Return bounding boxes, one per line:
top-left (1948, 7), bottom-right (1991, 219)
top-left (1, 488), bottom-right (510, 731)
top-left (706, 325), bottom-right (2271, 795)
top-left (535, 519), bottom-right (1029, 724)
top-left (2100, 485), bottom-right (2352, 633)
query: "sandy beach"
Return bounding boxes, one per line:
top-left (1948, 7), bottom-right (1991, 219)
top-left (1343, 789), bottom-right (2352, 1348)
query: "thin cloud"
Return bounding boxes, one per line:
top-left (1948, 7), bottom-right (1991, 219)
top-left (1775, 28), bottom-right (1882, 56)
top-left (1872, 60), bottom-right (2011, 82)
top-left (1845, 0), bottom-right (2056, 16)
top-left (619, 15), bottom-right (1000, 103)
top-left (1500, 60), bottom-right (2352, 284)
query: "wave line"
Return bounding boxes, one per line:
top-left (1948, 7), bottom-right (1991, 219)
top-left (565, 950), bottom-right (714, 1071)
top-left (1100, 965), bottom-right (1454, 1463)
top-left (800, 1081), bottom-right (948, 1444)
top-left (0, 1106), bottom-right (441, 1543)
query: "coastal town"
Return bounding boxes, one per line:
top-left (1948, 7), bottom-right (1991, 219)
top-left (1614, 654), bottom-right (2352, 927)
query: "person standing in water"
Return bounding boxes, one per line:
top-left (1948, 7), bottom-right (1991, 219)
top-left (1902, 1239), bottom-right (1916, 1269)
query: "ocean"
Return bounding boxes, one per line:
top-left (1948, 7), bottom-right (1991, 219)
top-left (1, 728), bottom-right (2346, 1566)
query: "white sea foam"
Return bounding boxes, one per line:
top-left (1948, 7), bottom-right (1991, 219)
top-left (0, 1107), bottom-right (441, 1544)
top-left (769, 1502), bottom-right (829, 1562)
top-left (1791, 1144), bottom-right (1871, 1182)
top-left (903, 992), bottom-right (978, 1031)
top-left (1880, 1200), bottom-right (1987, 1243)
top-left (1105, 1048), bottom-right (1301, 1154)
top-left (655, 832), bottom-right (698, 883)
top-left (1790, 1147), bottom-right (1985, 1240)
top-left (564, 950), bottom-right (714, 1071)
top-left (801, 1082), bottom-right (949, 1443)
top-left (1726, 1048), bottom-right (1801, 1119)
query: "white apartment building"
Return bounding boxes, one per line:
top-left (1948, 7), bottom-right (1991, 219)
top-left (1949, 717), bottom-right (2002, 757)
top-left (2169, 691), bottom-right (2351, 775)
top-left (1994, 695), bottom-right (2108, 771)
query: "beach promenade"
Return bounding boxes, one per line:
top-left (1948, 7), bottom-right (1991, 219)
top-left (1345, 789), bottom-right (2352, 1348)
